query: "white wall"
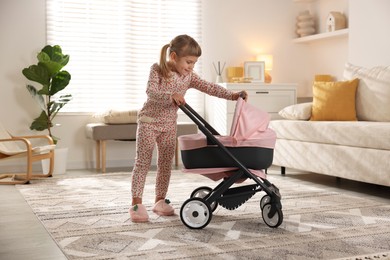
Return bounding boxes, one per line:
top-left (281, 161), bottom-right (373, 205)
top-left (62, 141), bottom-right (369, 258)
top-left (0, 0), bottom-right (46, 135)
top-left (305, 0), bottom-right (349, 81)
top-left (1, 0), bottom-right (389, 171)
top-left (349, 0), bottom-right (390, 67)
top-left (201, 0), bottom-right (310, 94)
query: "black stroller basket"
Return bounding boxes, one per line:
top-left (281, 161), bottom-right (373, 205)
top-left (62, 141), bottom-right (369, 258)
top-left (178, 103), bottom-right (283, 229)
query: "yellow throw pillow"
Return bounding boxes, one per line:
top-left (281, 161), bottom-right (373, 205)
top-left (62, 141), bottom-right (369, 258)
top-left (310, 78), bottom-right (359, 121)
top-left (314, 74), bottom-right (333, 82)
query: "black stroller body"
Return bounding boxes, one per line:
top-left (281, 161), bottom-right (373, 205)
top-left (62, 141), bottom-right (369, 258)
top-left (178, 98), bottom-right (283, 229)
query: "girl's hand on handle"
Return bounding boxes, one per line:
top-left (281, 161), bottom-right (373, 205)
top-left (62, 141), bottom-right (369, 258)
top-left (240, 90), bottom-right (248, 101)
top-left (233, 90), bottom-right (248, 101)
top-left (172, 93), bottom-right (185, 106)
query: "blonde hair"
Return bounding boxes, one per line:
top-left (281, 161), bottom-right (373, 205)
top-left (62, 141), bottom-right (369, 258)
top-left (159, 35), bottom-right (202, 78)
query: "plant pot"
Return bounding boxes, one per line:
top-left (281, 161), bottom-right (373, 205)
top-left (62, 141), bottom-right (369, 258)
top-left (42, 147), bottom-right (68, 175)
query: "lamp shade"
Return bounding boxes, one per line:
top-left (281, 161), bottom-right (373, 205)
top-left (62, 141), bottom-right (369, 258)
top-left (256, 54), bottom-right (273, 71)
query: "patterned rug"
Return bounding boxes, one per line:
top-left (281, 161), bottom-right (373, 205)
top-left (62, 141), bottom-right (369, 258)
top-left (17, 170), bottom-right (390, 260)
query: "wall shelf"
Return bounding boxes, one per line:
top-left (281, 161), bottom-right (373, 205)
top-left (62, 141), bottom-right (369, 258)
top-left (293, 28), bottom-right (349, 43)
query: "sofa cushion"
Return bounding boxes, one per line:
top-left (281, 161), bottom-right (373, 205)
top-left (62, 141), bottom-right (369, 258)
top-left (343, 63), bottom-right (390, 122)
top-left (269, 120), bottom-right (390, 150)
top-left (279, 102), bottom-right (312, 120)
top-left (310, 79), bottom-right (359, 121)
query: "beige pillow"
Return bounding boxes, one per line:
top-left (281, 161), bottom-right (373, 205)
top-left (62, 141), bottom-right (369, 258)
top-left (310, 79), bottom-right (359, 121)
top-left (344, 63), bottom-right (390, 121)
top-left (279, 102), bottom-right (312, 120)
top-left (94, 109), bottom-right (139, 124)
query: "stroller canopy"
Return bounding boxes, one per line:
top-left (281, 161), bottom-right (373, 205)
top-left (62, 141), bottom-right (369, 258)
top-left (178, 97), bottom-right (275, 151)
top-left (230, 97), bottom-right (271, 141)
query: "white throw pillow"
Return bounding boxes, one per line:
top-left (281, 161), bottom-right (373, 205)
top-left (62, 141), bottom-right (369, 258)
top-left (343, 62), bottom-right (390, 121)
top-left (279, 102), bottom-right (312, 120)
top-left (94, 109), bottom-right (139, 124)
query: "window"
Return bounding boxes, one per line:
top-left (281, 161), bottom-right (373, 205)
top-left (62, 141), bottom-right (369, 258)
top-left (46, 0), bottom-right (203, 113)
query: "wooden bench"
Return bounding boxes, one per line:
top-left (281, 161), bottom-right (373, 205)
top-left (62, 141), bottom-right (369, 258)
top-left (85, 122), bottom-right (198, 172)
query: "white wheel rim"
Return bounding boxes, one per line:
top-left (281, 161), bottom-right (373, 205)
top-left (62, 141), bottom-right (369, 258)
top-left (194, 189), bottom-right (209, 198)
top-left (262, 204), bottom-right (279, 227)
top-left (261, 195), bottom-right (271, 209)
top-left (182, 200), bottom-right (209, 228)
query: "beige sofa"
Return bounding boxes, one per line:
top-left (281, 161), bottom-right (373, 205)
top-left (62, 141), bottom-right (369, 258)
top-left (269, 63), bottom-right (390, 187)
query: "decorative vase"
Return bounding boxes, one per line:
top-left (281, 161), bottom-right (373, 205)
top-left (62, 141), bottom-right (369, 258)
top-left (296, 10), bottom-right (316, 37)
top-left (216, 75), bottom-right (223, 83)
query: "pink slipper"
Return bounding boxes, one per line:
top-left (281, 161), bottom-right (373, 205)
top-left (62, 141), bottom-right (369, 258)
top-left (153, 199), bottom-right (175, 216)
top-left (129, 204), bottom-right (149, 222)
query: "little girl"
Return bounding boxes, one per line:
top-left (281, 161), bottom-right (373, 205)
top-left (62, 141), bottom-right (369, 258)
top-left (130, 34), bottom-right (247, 222)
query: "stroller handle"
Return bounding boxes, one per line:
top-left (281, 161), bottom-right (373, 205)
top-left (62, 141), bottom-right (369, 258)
top-left (179, 103), bottom-right (220, 136)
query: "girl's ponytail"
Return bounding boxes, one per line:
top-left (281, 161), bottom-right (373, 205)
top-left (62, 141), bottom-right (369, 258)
top-left (159, 43), bottom-right (171, 78)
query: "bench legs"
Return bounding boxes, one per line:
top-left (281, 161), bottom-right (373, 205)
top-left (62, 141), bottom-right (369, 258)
top-left (95, 139), bottom-right (179, 173)
top-left (102, 140), bottom-right (106, 172)
top-left (95, 140), bottom-right (107, 173)
top-left (96, 140), bottom-right (100, 171)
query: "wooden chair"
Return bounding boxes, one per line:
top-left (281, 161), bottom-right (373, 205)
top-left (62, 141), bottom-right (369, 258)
top-left (0, 122), bottom-right (55, 184)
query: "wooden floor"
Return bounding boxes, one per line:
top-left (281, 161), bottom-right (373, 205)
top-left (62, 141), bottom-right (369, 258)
top-left (1, 166), bottom-right (389, 260)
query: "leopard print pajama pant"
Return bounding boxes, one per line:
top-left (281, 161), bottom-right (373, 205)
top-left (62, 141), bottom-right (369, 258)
top-left (131, 121), bottom-right (177, 199)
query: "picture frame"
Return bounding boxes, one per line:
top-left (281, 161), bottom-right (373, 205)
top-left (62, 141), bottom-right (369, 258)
top-left (244, 61), bottom-right (265, 83)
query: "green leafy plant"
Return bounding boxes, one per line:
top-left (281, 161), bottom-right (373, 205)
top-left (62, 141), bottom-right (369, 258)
top-left (23, 45), bottom-right (72, 144)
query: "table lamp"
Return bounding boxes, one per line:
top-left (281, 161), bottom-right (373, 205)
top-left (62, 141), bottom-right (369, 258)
top-left (256, 54), bottom-right (273, 83)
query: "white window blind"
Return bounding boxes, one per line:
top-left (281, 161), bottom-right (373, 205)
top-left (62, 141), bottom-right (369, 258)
top-left (46, 0), bottom-right (203, 114)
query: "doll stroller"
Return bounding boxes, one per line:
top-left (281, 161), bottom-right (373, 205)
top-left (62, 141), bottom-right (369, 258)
top-left (178, 98), bottom-right (283, 229)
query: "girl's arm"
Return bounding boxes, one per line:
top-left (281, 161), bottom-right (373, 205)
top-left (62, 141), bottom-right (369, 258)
top-left (190, 73), bottom-right (247, 101)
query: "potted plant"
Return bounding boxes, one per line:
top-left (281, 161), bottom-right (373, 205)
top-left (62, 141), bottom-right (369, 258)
top-left (23, 45), bottom-right (72, 144)
top-left (22, 45), bottom-right (72, 173)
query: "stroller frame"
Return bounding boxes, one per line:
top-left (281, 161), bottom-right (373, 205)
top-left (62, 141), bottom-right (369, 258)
top-left (179, 103), bottom-right (283, 229)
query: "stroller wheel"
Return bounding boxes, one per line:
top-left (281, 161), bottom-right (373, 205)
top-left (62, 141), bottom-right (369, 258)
top-left (260, 195), bottom-right (271, 209)
top-left (191, 186), bottom-right (218, 212)
top-left (180, 197), bottom-right (212, 229)
top-left (262, 203), bottom-right (283, 228)
top-left (191, 186), bottom-right (212, 198)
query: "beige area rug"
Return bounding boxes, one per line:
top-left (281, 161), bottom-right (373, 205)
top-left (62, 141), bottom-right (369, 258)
top-left (17, 170), bottom-right (390, 260)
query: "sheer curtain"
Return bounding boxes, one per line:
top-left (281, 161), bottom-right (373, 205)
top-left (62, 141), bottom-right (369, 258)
top-left (46, 0), bottom-right (203, 113)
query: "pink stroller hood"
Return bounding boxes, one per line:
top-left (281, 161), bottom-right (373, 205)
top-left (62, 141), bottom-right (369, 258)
top-left (230, 97), bottom-right (270, 140)
top-left (178, 98), bottom-right (276, 151)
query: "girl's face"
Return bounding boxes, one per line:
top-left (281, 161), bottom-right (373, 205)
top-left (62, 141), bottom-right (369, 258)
top-left (171, 54), bottom-right (198, 76)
